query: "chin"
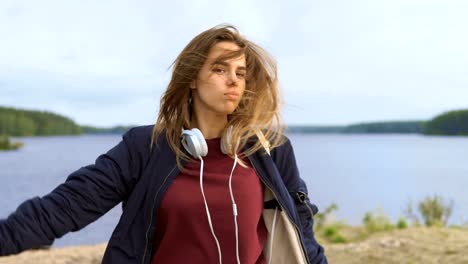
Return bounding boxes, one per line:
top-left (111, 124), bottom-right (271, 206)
top-left (220, 109), bottom-right (236, 115)
top-left (227, 106), bottom-right (240, 114)
top-left (218, 104), bottom-right (239, 115)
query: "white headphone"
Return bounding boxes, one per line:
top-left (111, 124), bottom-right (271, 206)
top-left (181, 126), bottom-right (237, 158)
top-left (181, 126), bottom-right (270, 158)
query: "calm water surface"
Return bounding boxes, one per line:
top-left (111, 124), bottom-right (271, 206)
top-left (1, 133), bottom-right (467, 247)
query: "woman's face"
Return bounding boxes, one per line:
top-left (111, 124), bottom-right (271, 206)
top-left (191, 41), bottom-right (246, 117)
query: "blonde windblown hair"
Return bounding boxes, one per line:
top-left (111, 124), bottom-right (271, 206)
top-left (151, 24), bottom-right (285, 169)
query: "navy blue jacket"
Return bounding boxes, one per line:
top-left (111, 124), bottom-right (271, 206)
top-left (0, 125), bottom-right (327, 263)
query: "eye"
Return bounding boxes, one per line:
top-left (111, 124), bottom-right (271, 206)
top-left (212, 67), bottom-right (226, 74)
top-left (236, 72), bottom-right (246, 79)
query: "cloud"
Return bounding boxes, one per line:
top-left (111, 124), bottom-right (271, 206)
top-left (0, 0), bottom-right (467, 126)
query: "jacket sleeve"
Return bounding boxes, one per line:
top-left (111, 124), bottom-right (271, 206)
top-left (271, 137), bottom-right (328, 264)
top-left (0, 127), bottom-right (145, 256)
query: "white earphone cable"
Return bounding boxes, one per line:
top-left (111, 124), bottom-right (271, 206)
top-left (199, 157), bottom-right (223, 264)
top-left (228, 154), bottom-right (240, 264)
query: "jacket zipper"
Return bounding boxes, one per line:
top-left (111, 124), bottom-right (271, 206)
top-left (141, 165), bottom-right (177, 264)
top-left (297, 191), bottom-right (317, 218)
top-left (248, 156), bottom-right (311, 264)
top-left (304, 203), bottom-right (315, 219)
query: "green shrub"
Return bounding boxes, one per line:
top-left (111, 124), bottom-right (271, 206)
top-left (330, 234), bottom-right (347, 243)
top-left (362, 210), bottom-right (394, 233)
top-left (0, 134), bottom-right (10, 149)
top-left (396, 218), bottom-right (408, 229)
top-left (404, 195), bottom-right (454, 227)
top-left (418, 195), bottom-right (453, 227)
top-left (403, 199), bottom-right (422, 226)
top-left (0, 134), bottom-right (23, 151)
top-left (314, 203), bottom-right (338, 231)
top-left (322, 223), bottom-right (347, 243)
top-left (323, 225), bottom-right (338, 237)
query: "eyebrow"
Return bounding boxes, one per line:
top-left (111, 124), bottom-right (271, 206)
top-left (211, 60), bottom-right (246, 71)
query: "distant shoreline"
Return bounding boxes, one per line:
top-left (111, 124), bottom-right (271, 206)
top-left (2, 105), bottom-right (468, 137)
top-left (0, 135), bottom-right (24, 151)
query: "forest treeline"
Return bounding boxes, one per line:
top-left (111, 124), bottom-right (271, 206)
top-left (289, 121), bottom-right (425, 134)
top-left (0, 106), bottom-right (82, 136)
top-left (424, 109), bottom-right (468, 136)
top-left (80, 125), bottom-right (135, 134)
top-left (0, 106), bottom-right (132, 137)
top-left (1, 106), bottom-right (468, 138)
top-left (290, 109), bottom-right (468, 136)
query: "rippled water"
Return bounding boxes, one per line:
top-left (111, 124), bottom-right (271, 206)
top-left (1, 133), bottom-right (467, 247)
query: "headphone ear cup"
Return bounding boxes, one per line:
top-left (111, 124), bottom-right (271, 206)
top-left (192, 128), bottom-right (208, 157)
top-left (181, 128), bottom-right (207, 158)
top-left (181, 129), bottom-right (196, 157)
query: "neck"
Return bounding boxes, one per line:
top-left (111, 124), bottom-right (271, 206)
top-left (191, 112), bottom-right (228, 139)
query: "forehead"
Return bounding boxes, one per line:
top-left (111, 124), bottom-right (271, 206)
top-left (207, 41), bottom-right (246, 65)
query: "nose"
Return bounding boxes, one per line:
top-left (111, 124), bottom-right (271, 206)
top-left (226, 71), bottom-right (239, 85)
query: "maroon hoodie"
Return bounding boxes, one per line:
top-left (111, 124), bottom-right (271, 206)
top-left (151, 137), bottom-right (267, 263)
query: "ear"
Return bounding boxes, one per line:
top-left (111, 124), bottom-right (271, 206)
top-left (190, 80), bottom-right (196, 89)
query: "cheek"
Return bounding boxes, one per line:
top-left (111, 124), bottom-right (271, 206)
top-left (199, 77), bottom-right (224, 94)
top-left (238, 84), bottom-right (246, 98)
top-left (196, 83), bottom-right (221, 103)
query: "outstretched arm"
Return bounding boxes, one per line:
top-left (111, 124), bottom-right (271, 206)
top-left (0, 127), bottom-right (146, 256)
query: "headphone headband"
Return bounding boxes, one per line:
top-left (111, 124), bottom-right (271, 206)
top-left (181, 126), bottom-right (270, 158)
top-left (181, 126), bottom-right (232, 158)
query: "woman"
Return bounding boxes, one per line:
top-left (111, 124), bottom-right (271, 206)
top-left (0, 25), bottom-right (327, 264)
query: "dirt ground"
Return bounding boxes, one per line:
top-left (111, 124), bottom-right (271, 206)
top-left (321, 227), bottom-right (468, 264)
top-left (0, 227), bottom-right (467, 263)
top-left (0, 244), bottom-right (106, 264)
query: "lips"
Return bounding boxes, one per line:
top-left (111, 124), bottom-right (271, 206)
top-left (224, 92), bottom-right (240, 100)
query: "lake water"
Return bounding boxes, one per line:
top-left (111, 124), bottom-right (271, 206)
top-left (1, 133), bottom-right (467, 248)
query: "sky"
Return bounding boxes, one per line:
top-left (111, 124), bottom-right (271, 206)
top-left (1, 0), bottom-right (467, 127)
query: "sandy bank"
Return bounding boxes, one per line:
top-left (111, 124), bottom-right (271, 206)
top-left (1, 227), bottom-right (468, 263)
top-left (0, 244), bottom-right (106, 264)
